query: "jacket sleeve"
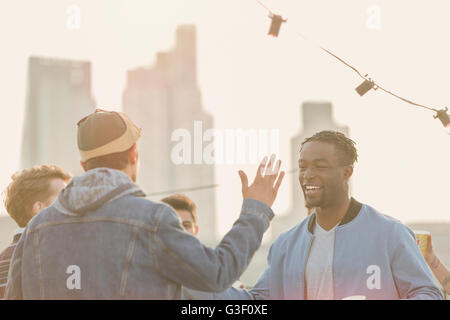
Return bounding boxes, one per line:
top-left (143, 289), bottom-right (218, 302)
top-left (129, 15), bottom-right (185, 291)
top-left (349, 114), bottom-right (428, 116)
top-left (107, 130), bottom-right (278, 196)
top-left (5, 229), bottom-right (26, 300)
top-left (390, 223), bottom-right (443, 300)
top-left (212, 244), bottom-right (274, 300)
top-left (153, 198), bottom-right (273, 293)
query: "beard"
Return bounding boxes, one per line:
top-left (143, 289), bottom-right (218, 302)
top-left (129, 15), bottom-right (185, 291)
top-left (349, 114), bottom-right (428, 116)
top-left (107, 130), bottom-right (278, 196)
top-left (303, 190), bottom-right (326, 208)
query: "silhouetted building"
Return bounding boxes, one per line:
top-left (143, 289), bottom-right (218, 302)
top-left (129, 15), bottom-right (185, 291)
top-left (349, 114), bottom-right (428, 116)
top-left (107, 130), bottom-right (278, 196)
top-left (123, 25), bottom-right (217, 245)
top-left (21, 57), bottom-right (95, 176)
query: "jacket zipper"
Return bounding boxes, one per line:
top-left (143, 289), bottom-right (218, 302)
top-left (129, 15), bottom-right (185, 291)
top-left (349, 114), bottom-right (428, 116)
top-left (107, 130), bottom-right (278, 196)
top-left (332, 228), bottom-right (337, 300)
top-left (303, 235), bottom-right (315, 299)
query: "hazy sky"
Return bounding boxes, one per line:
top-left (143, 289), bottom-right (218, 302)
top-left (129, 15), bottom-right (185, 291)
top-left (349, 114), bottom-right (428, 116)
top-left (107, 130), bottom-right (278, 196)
top-left (0, 0), bottom-right (449, 236)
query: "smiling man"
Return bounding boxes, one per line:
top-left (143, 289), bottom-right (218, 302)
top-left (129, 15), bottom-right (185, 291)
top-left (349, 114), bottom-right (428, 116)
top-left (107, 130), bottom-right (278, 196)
top-left (224, 130), bottom-right (442, 300)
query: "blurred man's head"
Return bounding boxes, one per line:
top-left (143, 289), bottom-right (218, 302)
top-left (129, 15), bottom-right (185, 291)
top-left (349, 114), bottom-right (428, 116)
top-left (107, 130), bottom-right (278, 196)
top-left (3, 165), bottom-right (72, 227)
top-left (299, 130), bottom-right (358, 209)
top-left (77, 109), bottom-right (142, 182)
top-left (161, 194), bottom-right (198, 236)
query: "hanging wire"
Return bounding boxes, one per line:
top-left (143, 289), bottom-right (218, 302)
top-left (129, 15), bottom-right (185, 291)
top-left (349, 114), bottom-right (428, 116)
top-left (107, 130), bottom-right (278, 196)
top-left (146, 184), bottom-right (220, 197)
top-left (293, 32), bottom-right (440, 113)
top-left (255, 0), bottom-right (448, 121)
top-left (255, 0), bottom-right (272, 13)
top-left (295, 32), bottom-right (367, 81)
top-left (145, 167), bottom-right (298, 196)
top-left (146, 0), bottom-right (449, 198)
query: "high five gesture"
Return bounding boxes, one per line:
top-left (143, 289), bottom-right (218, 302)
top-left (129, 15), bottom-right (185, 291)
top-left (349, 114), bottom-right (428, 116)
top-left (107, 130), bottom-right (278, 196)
top-left (238, 154), bottom-right (285, 207)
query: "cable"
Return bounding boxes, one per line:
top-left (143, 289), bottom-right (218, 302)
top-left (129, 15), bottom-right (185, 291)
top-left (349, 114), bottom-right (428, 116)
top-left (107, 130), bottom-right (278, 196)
top-left (255, 0), bottom-right (448, 123)
top-left (145, 167), bottom-right (298, 196)
top-left (292, 33), bottom-right (440, 113)
top-left (147, 0), bottom-right (449, 198)
top-left (295, 31), bottom-right (367, 81)
top-left (254, 0), bottom-right (272, 13)
top-left (146, 184), bottom-right (220, 196)
top-left (376, 86), bottom-right (438, 112)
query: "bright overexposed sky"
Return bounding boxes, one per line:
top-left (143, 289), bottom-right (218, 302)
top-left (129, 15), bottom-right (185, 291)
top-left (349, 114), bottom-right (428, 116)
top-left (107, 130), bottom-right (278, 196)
top-left (0, 0), bottom-right (449, 236)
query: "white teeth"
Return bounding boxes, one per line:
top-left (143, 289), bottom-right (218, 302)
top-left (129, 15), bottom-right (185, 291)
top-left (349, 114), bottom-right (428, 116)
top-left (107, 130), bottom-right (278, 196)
top-left (305, 186), bottom-right (321, 190)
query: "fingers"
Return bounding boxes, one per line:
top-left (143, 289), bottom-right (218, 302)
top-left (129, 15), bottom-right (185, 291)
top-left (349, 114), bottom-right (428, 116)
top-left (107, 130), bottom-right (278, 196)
top-left (238, 170), bottom-right (249, 193)
top-left (265, 155), bottom-right (281, 181)
top-left (273, 170), bottom-right (285, 194)
top-left (269, 159), bottom-right (281, 180)
top-left (257, 156), bottom-right (269, 179)
top-left (259, 154), bottom-right (279, 177)
top-left (266, 154), bottom-right (276, 172)
top-left (241, 155), bottom-right (284, 207)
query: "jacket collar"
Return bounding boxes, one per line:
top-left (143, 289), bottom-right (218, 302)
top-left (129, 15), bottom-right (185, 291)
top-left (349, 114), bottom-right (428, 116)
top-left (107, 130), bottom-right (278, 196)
top-left (12, 229), bottom-right (24, 243)
top-left (307, 197), bottom-right (363, 233)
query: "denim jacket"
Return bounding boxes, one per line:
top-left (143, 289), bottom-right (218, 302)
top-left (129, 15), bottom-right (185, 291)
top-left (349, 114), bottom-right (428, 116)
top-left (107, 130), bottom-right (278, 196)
top-left (5, 168), bottom-right (273, 299)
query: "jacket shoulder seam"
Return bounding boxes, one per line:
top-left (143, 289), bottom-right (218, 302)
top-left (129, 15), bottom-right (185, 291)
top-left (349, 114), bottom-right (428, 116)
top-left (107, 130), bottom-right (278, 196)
top-left (27, 217), bottom-right (158, 234)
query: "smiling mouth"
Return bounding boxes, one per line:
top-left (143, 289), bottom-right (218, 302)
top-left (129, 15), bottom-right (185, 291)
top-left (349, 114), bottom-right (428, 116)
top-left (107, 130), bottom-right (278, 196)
top-left (304, 185), bottom-right (323, 196)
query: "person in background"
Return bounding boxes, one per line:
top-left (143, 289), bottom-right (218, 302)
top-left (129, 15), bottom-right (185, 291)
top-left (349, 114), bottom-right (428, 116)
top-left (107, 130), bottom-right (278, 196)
top-left (161, 194), bottom-right (246, 300)
top-left (161, 194), bottom-right (199, 237)
top-left (0, 165), bottom-right (71, 298)
top-left (424, 234), bottom-right (450, 296)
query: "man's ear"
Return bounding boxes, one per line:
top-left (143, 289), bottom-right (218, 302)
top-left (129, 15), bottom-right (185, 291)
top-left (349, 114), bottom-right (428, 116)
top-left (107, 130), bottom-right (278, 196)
top-left (31, 201), bottom-right (44, 216)
top-left (194, 225), bottom-right (199, 236)
top-left (80, 161), bottom-right (87, 172)
top-left (129, 143), bottom-right (138, 165)
top-left (344, 165), bottom-right (354, 180)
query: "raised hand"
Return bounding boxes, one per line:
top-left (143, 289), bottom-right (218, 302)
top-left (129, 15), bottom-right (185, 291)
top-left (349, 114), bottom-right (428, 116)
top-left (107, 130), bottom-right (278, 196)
top-left (238, 154), bottom-right (285, 207)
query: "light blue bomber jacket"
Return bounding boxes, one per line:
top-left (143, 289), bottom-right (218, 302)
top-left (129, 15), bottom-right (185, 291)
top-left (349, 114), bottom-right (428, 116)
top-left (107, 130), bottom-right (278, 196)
top-left (219, 198), bottom-right (443, 300)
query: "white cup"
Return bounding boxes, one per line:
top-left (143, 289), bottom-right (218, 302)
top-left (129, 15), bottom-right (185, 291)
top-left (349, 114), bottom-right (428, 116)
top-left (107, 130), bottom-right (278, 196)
top-left (342, 295), bottom-right (366, 300)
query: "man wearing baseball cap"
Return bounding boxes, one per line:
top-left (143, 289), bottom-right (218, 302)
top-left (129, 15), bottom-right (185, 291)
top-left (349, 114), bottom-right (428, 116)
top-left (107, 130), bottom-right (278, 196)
top-left (6, 109), bottom-right (284, 299)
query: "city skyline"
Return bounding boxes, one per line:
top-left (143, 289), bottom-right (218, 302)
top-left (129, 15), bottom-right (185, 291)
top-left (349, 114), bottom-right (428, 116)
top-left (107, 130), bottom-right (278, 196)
top-left (123, 25), bottom-right (218, 244)
top-left (21, 56), bottom-right (95, 177)
top-left (0, 1), bottom-right (449, 239)
top-left (13, 46), bottom-right (348, 245)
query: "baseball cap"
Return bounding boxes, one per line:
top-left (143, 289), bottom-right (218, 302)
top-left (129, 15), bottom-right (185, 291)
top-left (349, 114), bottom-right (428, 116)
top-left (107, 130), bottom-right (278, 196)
top-left (77, 109), bottom-right (142, 162)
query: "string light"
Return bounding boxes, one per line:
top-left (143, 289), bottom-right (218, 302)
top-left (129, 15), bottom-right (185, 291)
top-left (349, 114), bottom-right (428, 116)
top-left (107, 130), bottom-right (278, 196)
top-left (267, 13), bottom-right (287, 37)
top-left (141, 1), bottom-right (450, 199)
top-left (254, 0), bottom-right (450, 130)
top-left (434, 107), bottom-right (450, 128)
top-left (255, 0), bottom-right (286, 37)
top-left (355, 76), bottom-right (377, 96)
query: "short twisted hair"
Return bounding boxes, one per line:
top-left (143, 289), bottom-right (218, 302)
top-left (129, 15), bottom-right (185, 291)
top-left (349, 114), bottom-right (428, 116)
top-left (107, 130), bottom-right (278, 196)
top-left (3, 165), bottom-right (72, 227)
top-left (301, 130), bottom-right (358, 166)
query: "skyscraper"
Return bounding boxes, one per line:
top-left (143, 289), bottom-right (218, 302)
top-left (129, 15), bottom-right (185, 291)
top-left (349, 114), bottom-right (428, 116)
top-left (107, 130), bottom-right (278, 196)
top-left (21, 56), bottom-right (95, 176)
top-left (123, 25), bottom-right (217, 245)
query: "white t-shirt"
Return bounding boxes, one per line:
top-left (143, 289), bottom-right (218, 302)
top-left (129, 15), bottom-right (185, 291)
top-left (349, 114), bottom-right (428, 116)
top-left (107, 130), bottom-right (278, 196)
top-left (304, 220), bottom-right (338, 300)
